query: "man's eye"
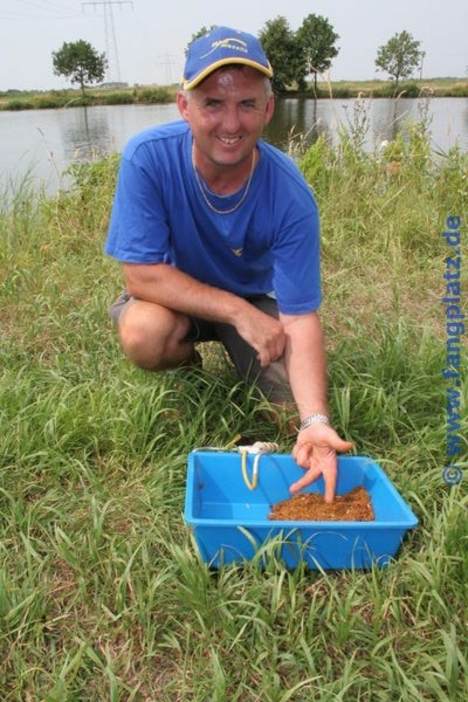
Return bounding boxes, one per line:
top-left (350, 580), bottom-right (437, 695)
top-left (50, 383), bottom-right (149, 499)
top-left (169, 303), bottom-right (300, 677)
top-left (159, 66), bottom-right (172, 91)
top-left (205, 100), bottom-right (221, 108)
top-left (241, 101), bottom-right (256, 109)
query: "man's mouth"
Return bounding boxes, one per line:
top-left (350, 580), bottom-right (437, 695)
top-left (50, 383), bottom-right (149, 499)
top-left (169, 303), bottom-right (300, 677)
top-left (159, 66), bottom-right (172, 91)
top-left (217, 136), bottom-right (243, 145)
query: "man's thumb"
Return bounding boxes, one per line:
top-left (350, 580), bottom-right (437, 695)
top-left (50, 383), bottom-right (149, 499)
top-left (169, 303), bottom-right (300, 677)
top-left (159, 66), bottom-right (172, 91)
top-left (332, 435), bottom-right (353, 453)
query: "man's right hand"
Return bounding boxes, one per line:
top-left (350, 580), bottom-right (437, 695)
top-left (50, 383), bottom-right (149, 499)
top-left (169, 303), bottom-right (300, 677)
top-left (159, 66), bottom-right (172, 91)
top-left (124, 264), bottom-right (286, 366)
top-left (234, 306), bottom-right (286, 367)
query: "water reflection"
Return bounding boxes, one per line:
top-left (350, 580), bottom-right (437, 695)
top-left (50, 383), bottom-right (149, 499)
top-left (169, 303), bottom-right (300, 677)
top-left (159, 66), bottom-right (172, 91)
top-left (0, 98), bottom-right (466, 193)
top-left (266, 98), bottom-right (331, 150)
top-left (266, 97), bottom-right (467, 152)
top-left (368, 99), bottom-right (400, 144)
top-left (61, 107), bottom-right (112, 162)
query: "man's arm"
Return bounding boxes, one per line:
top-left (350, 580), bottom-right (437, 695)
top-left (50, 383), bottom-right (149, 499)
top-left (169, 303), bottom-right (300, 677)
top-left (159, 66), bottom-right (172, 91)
top-left (123, 262), bottom-right (285, 367)
top-left (280, 311), bottom-right (328, 419)
top-left (280, 311), bottom-right (353, 502)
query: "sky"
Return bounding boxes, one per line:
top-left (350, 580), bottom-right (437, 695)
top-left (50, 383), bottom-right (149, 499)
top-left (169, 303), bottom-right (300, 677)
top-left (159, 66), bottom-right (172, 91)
top-left (0, 0), bottom-right (467, 91)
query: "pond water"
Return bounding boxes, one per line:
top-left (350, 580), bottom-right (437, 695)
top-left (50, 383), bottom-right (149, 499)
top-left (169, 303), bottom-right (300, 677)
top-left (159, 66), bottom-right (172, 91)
top-left (1, 97), bottom-right (466, 194)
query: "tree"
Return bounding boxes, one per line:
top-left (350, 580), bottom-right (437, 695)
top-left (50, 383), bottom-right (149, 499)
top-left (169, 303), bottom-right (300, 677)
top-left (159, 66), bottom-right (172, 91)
top-left (186, 25), bottom-right (218, 55)
top-left (52, 40), bottom-right (107, 96)
top-left (375, 31), bottom-right (422, 90)
top-left (259, 17), bottom-right (305, 93)
top-left (296, 14), bottom-right (339, 94)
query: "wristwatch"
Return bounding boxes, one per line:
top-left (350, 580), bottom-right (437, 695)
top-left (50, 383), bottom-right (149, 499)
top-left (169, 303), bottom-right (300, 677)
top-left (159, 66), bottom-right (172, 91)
top-left (299, 414), bottom-right (330, 432)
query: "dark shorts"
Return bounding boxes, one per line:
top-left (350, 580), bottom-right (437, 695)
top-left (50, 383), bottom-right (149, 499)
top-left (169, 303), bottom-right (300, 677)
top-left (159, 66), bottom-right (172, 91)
top-left (109, 291), bottom-right (292, 404)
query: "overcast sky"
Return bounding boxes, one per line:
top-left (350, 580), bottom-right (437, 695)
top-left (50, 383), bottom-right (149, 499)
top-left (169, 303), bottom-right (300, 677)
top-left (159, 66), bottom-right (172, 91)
top-left (1, 0), bottom-right (467, 91)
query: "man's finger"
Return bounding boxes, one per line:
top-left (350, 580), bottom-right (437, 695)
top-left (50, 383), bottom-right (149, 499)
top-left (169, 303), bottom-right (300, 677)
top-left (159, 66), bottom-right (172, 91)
top-left (295, 442), bottom-right (314, 468)
top-left (257, 350), bottom-right (270, 368)
top-left (289, 465), bottom-right (322, 494)
top-left (323, 468), bottom-right (337, 504)
top-left (272, 336), bottom-right (285, 361)
top-left (330, 435), bottom-right (353, 453)
top-left (270, 346), bottom-right (281, 363)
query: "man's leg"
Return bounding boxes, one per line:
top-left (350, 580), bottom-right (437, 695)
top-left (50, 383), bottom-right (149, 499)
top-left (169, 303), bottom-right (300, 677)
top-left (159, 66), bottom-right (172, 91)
top-left (109, 292), bottom-right (293, 403)
top-left (214, 296), bottom-right (294, 406)
top-left (109, 292), bottom-right (216, 370)
top-left (110, 293), bottom-right (194, 370)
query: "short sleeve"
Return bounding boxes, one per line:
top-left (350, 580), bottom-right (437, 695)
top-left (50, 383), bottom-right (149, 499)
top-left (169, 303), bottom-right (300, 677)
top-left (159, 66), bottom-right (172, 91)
top-left (105, 145), bottom-right (171, 264)
top-left (272, 201), bottom-right (321, 315)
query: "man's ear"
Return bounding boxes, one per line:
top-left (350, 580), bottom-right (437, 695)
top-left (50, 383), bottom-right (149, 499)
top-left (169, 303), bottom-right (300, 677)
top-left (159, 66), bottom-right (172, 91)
top-left (264, 94), bottom-right (275, 126)
top-left (176, 90), bottom-right (190, 121)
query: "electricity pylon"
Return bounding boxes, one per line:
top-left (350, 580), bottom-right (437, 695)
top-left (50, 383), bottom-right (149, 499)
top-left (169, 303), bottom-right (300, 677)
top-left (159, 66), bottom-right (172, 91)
top-left (82, 1), bottom-right (133, 83)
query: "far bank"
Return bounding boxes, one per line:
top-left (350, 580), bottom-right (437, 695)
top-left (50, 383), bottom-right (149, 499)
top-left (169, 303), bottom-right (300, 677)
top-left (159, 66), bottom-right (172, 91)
top-left (1, 77), bottom-right (467, 111)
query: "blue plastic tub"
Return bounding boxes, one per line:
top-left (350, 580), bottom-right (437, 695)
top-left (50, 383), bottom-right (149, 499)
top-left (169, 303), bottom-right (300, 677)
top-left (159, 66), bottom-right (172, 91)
top-left (184, 451), bottom-right (418, 570)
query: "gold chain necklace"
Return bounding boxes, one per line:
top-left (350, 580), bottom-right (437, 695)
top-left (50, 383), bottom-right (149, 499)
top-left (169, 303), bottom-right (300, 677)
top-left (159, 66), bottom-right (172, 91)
top-left (192, 147), bottom-right (256, 215)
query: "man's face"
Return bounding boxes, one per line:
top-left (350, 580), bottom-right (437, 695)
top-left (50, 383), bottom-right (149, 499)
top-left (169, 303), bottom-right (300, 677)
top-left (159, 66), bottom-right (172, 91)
top-left (177, 66), bottom-right (274, 172)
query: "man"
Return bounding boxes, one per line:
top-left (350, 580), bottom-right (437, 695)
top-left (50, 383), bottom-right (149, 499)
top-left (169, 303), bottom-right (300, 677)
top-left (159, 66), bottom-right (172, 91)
top-left (105, 26), bottom-right (352, 502)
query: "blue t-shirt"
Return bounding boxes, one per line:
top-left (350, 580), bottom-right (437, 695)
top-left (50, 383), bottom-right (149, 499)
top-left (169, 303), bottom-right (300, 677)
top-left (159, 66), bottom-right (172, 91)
top-left (105, 120), bottom-right (321, 314)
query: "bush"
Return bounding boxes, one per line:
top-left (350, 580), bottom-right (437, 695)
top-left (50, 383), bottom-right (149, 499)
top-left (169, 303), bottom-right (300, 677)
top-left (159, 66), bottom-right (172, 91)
top-left (2, 99), bottom-right (35, 110)
top-left (73, 96), bottom-right (96, 107)
top-left (137, 87), bottom-right (171, 104)
top-left (66, 153), bottom-right (120, 198)
top-left (375, 81), bottom-right (420, 98)
top-left (329, 86), bottom-right (352, 98)
top-left (34, 96), bottom-right (68, 109)
top-left (102, 92), bottom-right (135, 105)
top-left (448, 83), bottom-right (468, 97)
top-left (49, 89), bottom-right (70, 97)
top-left (397, 82), bottom-right (420, 98)
top-left (299, 135), bottom-right (334, 195)
top-left (375, 83), bottom-right (396, 97)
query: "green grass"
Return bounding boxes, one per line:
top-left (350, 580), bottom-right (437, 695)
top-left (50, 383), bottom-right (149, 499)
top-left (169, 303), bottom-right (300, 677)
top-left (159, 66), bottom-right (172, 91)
top-left (0, 86), bottom-right (175, 111)
top-left (1, 78), bottom-right (466, 112)
top-left (311, 78), bottom-right (468, 99)
top-left (0, 119), bottom-right (467, 699)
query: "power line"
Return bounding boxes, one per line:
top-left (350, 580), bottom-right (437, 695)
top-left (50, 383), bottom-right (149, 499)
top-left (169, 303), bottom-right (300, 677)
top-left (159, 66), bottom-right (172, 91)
top-left (82, 1), bottom-right (133, 83)
top-left (7, 0), bottom-right (81, 17)
top-left (0, 11), bottom-right (81, 20)
top-left (15, 0), bottom-right (71, 12)
top-left (37, 1), bottom-right (79, 10)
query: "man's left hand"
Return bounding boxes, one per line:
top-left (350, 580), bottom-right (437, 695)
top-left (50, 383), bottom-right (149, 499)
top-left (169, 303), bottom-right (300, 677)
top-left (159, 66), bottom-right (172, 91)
top-left (290, 424), bottom-right (353, 503)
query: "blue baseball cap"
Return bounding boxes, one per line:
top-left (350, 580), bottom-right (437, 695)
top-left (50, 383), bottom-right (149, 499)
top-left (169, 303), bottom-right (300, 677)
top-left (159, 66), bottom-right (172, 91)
top-left (183, 26), bottom-right (273, 90)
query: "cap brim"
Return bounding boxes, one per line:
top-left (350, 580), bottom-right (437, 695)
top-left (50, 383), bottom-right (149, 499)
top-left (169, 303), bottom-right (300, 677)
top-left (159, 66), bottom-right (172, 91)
top-left (183, 58), bottom-right (273, 90)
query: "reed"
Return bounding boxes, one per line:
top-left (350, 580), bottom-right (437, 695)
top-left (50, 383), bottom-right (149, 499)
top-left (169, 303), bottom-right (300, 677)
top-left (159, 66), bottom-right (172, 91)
top-left (0, 86), bottom-right (174, 111)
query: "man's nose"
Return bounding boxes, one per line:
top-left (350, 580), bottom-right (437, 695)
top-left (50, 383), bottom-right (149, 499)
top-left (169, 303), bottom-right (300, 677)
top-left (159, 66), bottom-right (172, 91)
top-left (222, 106), bottom-right (241, 133)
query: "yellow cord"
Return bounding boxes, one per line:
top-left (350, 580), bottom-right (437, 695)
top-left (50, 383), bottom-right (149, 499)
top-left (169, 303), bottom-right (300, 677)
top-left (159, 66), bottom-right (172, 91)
top-left (240, 449), bottom-right (258, 490)
top-left (239, 442), bottom-right (279, 490)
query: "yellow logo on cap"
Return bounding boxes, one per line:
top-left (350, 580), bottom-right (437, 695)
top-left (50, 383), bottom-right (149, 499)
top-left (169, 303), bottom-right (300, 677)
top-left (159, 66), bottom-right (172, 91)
top-left (200, 38), bottom-right (248, 59)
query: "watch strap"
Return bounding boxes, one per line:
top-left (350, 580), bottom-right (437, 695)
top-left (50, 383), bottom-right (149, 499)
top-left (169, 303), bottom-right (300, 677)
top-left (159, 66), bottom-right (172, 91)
top-left (299, 414), bottom-right (330, 432)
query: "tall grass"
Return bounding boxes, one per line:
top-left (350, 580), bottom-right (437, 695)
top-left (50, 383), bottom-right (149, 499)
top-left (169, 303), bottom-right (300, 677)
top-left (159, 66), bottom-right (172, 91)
top-left (0, 121), bottom-right (467, 699)
top-left (0, 86), bottom-right (174, 111)
top-left (308, 79), bottom-right (468, 99)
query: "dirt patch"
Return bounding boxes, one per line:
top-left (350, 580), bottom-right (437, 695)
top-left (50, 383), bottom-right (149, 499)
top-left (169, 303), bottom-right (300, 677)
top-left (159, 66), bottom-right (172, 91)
top-left (268, 486), bottom-right (374, 521)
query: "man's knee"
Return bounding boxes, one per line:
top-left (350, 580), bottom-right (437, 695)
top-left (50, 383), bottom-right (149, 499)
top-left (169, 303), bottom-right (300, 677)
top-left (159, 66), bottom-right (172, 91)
top-left (118, 301), bottom-right (191, 370)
